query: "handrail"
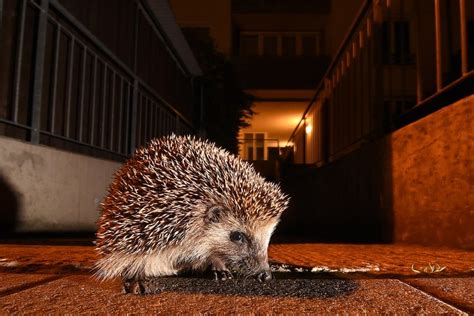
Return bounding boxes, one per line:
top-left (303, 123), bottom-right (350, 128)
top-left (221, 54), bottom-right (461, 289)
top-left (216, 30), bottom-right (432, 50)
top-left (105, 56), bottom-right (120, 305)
top-left (285, 0), bottom-right (372, 147)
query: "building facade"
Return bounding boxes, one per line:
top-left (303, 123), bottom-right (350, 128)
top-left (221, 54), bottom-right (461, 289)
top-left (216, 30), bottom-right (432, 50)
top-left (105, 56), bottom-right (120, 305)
top-left (169, 0), bottom-right (363, 162)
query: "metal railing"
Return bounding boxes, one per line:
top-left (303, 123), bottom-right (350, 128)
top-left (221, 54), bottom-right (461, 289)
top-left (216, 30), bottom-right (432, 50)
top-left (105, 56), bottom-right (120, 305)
top-left (0, 0), bottom-right (195, 160)
top-left (286, 0), bottom-right (474, 165)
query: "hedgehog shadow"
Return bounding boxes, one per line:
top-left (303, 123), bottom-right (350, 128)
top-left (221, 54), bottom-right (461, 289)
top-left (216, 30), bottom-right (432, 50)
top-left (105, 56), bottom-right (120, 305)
top-left (137, 273), bottom-right (359, 299)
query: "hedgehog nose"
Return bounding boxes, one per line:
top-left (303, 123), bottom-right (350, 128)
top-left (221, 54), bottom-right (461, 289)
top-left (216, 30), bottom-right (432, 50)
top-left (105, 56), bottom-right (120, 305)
top-left (256, 270), bottom-right (273, 282)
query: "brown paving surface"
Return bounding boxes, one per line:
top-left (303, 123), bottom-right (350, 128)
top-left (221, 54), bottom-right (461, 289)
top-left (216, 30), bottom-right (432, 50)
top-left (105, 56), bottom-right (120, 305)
top-left (0, 273), bottom-right (56, 294)
top-left (1, 243), bottom-right (473, 276)
top-left (0, 242), bottom-right (473, 314)
top-left (404, 278), bottom-right (474, 313)
top-left (269, 244), bottom-right (474, 276)
top-left (0, 245), bottom-right (96, 272)
top-left (0, 275), bottom-right (465, 314)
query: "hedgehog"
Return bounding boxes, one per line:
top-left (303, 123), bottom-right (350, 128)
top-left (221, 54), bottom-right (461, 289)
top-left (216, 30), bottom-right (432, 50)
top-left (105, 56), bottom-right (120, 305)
top-left (95, 135), bottom-right (289, 293)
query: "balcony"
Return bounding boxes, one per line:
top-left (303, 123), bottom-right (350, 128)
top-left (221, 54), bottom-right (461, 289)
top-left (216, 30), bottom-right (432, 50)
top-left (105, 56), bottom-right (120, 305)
top-left (232, 0), bottom-right (331, 14)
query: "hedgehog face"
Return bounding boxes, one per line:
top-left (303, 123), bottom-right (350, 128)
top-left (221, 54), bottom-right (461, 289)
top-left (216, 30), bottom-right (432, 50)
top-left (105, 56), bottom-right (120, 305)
top-left (203, 205), bottom-right (278, 280)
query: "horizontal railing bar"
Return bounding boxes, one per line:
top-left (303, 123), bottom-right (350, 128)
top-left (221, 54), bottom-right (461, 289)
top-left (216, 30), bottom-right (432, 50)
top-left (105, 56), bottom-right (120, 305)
top-left (398, 70), bottom-right (474, 123)
top-left (0, 118), bottom-right (33, 130)
top-left (1, 114), bottom-right (141, 158)
top-left (39, 130), bottom-right (127, 157)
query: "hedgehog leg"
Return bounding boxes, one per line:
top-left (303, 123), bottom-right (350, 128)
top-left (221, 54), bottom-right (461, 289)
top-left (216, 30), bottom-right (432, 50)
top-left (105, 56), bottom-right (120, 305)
top-left (122, 278), bottom-right (146, 295)
top-left (210, 258), bottom-right (233, 280)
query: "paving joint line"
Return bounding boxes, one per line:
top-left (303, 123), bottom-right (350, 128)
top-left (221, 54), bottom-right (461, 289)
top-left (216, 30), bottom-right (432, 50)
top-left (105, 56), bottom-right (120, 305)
top-left (395, 279), bottom-right (470, 315)
top-left (0, 274), bottom-right (65, 298)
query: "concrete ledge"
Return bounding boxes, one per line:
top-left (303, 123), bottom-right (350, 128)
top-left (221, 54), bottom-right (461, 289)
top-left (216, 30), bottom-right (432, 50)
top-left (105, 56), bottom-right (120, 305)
top-left (0, 137), bottom-right (121, 232)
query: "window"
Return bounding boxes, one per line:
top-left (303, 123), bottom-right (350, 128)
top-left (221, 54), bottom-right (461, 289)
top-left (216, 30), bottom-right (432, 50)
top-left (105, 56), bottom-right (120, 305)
top-left (382, 20), bottom-right (413, 64)
top-left (240, 35), bottom-right (259, 56)
top-left (263, 36), bottom-right (278, 56)
top-left (255, 133), bottom-right (265, 160)
top-left (239, 32), bottom-right (322, 57)
top-left (243, 132), bottom-right (266, 160)
top-left (282, 36), bottom-right (296, 56)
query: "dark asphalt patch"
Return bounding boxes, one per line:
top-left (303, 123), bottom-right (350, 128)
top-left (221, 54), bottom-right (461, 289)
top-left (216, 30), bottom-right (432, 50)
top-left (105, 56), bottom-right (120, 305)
top-left (137, 277), bottom-right (358, 298)
top-left (125, 263), bottom-right (359, 298)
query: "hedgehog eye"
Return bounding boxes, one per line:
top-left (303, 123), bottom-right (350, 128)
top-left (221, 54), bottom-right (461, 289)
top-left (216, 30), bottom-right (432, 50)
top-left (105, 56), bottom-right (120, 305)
top-left (230, 231), bottom-right (246, 244)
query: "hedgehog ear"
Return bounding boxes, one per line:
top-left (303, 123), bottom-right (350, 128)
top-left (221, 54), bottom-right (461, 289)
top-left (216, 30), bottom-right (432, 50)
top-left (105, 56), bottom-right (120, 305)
top-left (206, 205), bottom-right (224, 224)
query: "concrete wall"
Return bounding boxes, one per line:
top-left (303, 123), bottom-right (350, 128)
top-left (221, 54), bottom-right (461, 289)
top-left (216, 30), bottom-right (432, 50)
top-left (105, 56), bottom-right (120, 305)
top-left (278, 95), bottom-right (474, 249)
top-left (391, 95), bottom-right (474, 247)
top-left (0, 137), bottom-right (121, 234)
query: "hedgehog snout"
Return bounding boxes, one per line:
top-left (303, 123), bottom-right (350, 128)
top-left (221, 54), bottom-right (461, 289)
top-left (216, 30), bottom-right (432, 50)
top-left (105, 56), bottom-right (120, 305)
top-left (254, 256), bottom-right (273, 282)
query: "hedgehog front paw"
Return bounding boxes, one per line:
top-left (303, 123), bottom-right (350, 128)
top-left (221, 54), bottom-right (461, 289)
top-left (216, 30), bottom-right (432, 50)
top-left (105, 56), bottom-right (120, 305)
top-left (213, 269), bottom-right (233, 280)
top-left (122, 278), bottom-right (146, 295)
top-left (211, 258), bottom-right (233, 280)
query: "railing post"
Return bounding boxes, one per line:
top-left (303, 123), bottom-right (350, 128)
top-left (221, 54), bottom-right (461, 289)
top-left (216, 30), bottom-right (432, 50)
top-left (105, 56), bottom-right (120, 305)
top-left (459, 0), bottom-right (468, 75)
top-left (0, 0), bottom-right (4, 35)
top-left (372, 0), bottom-right (385, 135)
top-left (12, 0), bottom-right (27, 123)
top-left (303, 118), bottom-right (306, 164)
top-left (414, 0), bottom-right (424, 103)
top-left (199, 79), bottom-right (206, 138)
top-left (175, 115), bottom-right (180, 135)
top-left (130, 79), bottom-right (138, 153)
top-left (30, 0), bottom-right (49, 144)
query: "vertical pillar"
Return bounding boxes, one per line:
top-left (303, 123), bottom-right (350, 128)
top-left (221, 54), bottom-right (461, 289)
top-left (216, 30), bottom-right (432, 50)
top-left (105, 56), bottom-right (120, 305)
top-left (12, 0), bottom-right (27, 123)
top-left (372, 0), bottom-right (385, 135)
top-left (303, 118), bottom-right (306, 164)
top-left (414, 0), bottom-right (424, 103)
top-left (434, 0), bottom-right (443, 91)
top-left (30, 0), bottom-right (49, 144)
top-left (0, 0), bottom-right (4, 35)
top-left (130, 79), bottom-right (138, 153)
top-left (197, 78), bottom-right (206, 138)
top-left (175, 115), bottom-right (180, 135)
top-left (459, 0), bottom-right (468, 75)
